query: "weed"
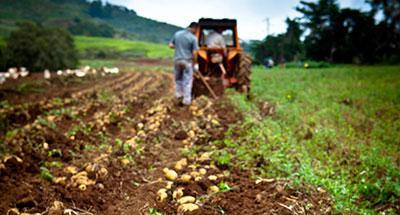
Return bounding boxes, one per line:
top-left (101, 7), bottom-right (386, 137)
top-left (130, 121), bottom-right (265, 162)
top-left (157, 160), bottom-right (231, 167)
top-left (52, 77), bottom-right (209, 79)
top-left (40, 167), bottom-right (54, 182)
top-left (217, 181), bottom-right (232, 192)
top-left (37, 117), bottom-right (56, 129)
top-left (48, 149), bottom-right (62, 158)
top-left (149, 208), bottom-right (163, 215)
top-left (15, 82), bottom-right (46, 94)
top-left (214, 150), bottom-right (232, 167)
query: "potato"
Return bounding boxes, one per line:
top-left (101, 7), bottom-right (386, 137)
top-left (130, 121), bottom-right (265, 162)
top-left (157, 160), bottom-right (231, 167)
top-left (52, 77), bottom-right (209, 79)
top-left (157, 189), bottom-right (168, 202)
top-left (199, 168), bottom-right (207, 175)
top-left (98, 167), bottom-right (108, 178)
top-left (180, 174), bottom-right (191, 182)
top-left (190, 171), bottom-right (200, 178)
top-left (64, 166), bottom-right (78, 174)
top-left (48, 201), bottom-right (63, 215)
top-left (163, 168), bottom-right (178, 181)
top-left (208, 185), bottom-right (220, 193)
top-left (178, 203), bottom-right (199, 213)
top-left (79, 184), bottom-right (87, 191)
top-left (172, 187), bottom-right (184, 200)
top-left (211, 119), bottom-right (220, 126)
top-left (165, 181), bottom-right (173, 189)
top-left (54, 177), bottom-right (66, 185)
top-left (188, 130), bottom-right (195, 138)
top-left (121, 158), bottom-right (130, 166)
top-left (208, 175), bottom-right (217, 181)
top-left (174, 158), bottom-right (188, 171)
top-left (177, 196), bottom-right (196, 204)
top-left (198, 152), bottom-right (212, 161)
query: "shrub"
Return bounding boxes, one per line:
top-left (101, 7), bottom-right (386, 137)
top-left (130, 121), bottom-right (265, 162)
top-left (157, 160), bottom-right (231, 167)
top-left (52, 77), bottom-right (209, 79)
top-left (5, 22), bottom-right (78, 72)
top-left (0, 46), bottom-right (5, 71)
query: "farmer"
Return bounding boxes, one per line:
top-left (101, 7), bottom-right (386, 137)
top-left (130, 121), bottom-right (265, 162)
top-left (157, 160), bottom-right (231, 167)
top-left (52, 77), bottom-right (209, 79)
top-left (206, 28), bottom-right (226, 49)
top-left (169, 22), bottom-right (199, 106)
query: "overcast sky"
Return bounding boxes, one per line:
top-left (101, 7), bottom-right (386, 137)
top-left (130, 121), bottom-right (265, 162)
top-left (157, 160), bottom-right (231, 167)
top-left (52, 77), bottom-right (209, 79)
top-left (106, 0), bottom-right (370, 40)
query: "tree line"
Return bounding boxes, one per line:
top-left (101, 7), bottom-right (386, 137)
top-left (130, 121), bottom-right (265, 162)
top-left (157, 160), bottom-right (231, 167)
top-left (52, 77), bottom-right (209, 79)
top-left (251, 0), bottom-right (400, 65)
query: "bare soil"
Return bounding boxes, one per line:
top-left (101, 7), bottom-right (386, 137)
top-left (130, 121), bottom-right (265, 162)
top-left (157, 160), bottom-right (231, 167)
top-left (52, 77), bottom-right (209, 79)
top-left (0, 69), bottom-right (332, 214)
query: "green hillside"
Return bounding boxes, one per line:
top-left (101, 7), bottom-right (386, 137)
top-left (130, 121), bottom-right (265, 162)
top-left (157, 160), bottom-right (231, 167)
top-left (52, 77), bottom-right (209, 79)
top-left (75, 36), bottom-right (173, 59)
top-left (0, 0), bottom-right (181, 43)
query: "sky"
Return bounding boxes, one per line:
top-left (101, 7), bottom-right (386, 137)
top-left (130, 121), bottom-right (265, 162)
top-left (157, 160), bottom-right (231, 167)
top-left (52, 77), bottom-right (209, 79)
top-left (106, 0), bottom-right (370, 40)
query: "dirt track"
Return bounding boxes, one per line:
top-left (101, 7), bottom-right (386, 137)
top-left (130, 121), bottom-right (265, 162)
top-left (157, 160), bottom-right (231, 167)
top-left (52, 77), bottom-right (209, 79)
top-left (0, 70), bottom-right (332, 214)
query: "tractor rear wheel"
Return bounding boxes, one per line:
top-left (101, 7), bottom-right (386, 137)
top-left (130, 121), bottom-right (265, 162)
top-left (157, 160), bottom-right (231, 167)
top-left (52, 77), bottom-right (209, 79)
top-left (236, 53), bottom-right (252, 96)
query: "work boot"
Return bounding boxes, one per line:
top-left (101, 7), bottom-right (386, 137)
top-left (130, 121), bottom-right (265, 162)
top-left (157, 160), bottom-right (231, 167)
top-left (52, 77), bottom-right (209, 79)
top-left (182, 98), bottom-right (191, 106)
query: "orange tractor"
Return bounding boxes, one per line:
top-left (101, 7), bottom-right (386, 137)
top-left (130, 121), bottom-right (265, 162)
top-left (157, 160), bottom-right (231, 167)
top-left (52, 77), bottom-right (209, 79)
top-left (193, 18), bottom-right (252, 98)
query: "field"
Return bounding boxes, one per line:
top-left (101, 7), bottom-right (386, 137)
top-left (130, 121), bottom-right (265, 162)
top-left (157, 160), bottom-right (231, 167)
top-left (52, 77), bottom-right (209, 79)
top-left (0, 62), bottom-right (399, 214)
top-left (228, 66), bottom-right (400, 213)
top-left (75, 36), bottom-right (173, 59)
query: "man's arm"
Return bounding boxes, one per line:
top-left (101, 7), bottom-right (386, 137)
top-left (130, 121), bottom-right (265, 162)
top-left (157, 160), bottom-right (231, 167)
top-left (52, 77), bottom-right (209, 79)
top-left (192, 37), bottom-right (199, 62)
top-left (169, 33), bottom-right (176, 49)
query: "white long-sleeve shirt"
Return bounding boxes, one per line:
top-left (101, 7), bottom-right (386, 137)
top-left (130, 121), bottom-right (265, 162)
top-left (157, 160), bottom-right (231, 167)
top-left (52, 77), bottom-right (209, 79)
top-left (206, 31), bottom-right (226, 48)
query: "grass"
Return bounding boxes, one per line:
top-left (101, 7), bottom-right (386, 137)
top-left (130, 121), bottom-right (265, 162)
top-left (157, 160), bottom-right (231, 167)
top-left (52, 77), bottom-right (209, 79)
top-left (224, 65), bottom-right (400, 214)
top-left (74, 36), bottom-right (173, 59)
top-left (79, 59), bottom-right (116, 68)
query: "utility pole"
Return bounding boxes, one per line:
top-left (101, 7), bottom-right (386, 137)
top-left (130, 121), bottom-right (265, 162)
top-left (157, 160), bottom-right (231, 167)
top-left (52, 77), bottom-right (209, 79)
top-left (264, 17), bottom-right (270, 36)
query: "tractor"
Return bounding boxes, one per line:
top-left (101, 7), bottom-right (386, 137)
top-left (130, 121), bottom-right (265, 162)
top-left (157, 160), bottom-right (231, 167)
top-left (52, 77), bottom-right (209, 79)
top-left (193, 18), bottom-right (252, 98)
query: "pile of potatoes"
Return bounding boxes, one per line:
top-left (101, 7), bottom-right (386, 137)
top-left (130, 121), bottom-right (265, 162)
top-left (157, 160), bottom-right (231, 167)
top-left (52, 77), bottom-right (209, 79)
top-left (53, 154), bottom-right (110, 191)
top-left (143, 101), bottom-right (168, 133)
top-left (156, 152), bottom-right (229, 213)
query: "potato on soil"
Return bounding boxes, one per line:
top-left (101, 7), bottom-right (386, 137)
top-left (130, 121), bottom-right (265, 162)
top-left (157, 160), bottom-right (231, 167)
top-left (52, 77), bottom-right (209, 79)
top-left (54, 177), bottom-right (67, 185)
top-left (64, 166), bottom-right (78, 174)
top-left (178, 203), bottom-right (199, 213)
top-left (180, 174), bottom-right (192, 182)
top-left (48, 200), bottom-right (64, 215)
top-left (198, 152), bottom-right (212, 162)
top-left (165, 181), bottom-right (173, 189)
top-left (208, 175), bottom-right (217, 181)
top-left (173, 187), bottom-right (184, 200)
top-left (163, 168), bottom-right (178, 181)
top-left (174, 158), bottom-right (188, 170)
top-left (177, 196), bottom-right (196, 204)
top-left (190, 171), bottom-right (201, 178)
top-left (157, 188), bottom-right (168, 202)
top-left (98, 167), bottom-right (108, 178)
top-left (208, 185), bottom-right (220, 193)
top-left (199, 168), bottom-right (207, 175)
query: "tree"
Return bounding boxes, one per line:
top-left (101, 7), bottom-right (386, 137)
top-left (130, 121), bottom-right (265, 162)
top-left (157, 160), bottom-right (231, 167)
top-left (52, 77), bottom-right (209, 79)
top-left (251, 18), bottom-right (303, 64)
top-left (5, 22), bottom-right (78, 71)
top-left (89, 0), bottom-right (111, 18)
top-left (367, 0), bottom-right (400, 63)
top-left (296, 0), bottom-right (340, 61)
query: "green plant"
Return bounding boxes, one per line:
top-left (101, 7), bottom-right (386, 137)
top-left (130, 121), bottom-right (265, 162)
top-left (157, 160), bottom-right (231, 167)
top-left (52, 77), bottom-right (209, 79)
top-left (215, 150), bottom-right (232, 166)
top-left (5, 22), bottom-right (78, 71)
top-left (48, 149), bottom-right (62, 158)
top-left (217, 181), bottom-right (232, 192)
top-left (149, 208), bottom-right (163, 215)
top-left (37, 117), bottom-right (56, 129)
top-left (40, 167), bottom-right (54, 182)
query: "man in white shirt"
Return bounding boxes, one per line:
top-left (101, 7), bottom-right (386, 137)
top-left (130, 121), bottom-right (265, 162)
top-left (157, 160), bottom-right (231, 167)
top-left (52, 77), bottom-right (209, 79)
top-left (206, 29), bottom-right (226, 49)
